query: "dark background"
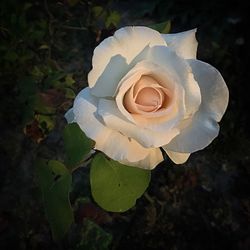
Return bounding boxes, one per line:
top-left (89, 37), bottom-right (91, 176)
top-left (0, 0), bottom-right (249, 249)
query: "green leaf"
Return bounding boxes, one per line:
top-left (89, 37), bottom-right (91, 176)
top-left (105, 11), bottom-right (121, 28)
top-left (44, 71), bottom-right (66, 88)
top-left (68, 0), bottom-right (80, 6)
top-left (64, 74), bottom-right (75, 87)
top-left (23, 3), bottom-right (33, 11)
top-left (18, 77), bottom-right (37, 102)
top-left (34, 94), bottom-right (56, 114)
top-left (92, 6), bottom-right (104, 18)
top-left (36, 159), bottom-right (73, 241)
top-left (76, 219), bottom-right (112, 250)
top-left (31, 66), bottom-right (44, 80)
top-left (36, 114), bottom-right (55, 132)
top-left (65, 88), bottom-right (76, 99)
top-left (63, 123), bottom-right (94, 170)
top-left (90, 153), bottom-right (151, 212)
top-left (149, 21), bottom-right (171, 34)
top-left (4, 50), bottom-right (18, 62)
top-left (39, 44), bottom-right (49, 50)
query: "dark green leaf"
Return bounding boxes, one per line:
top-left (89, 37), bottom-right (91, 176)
top-left (149, 21), bottom-right (171, 34)
top-left (92, 6), bottom-right (104, 18)
top-left (76, 219), bottom-right (112, 250)
top-left (65, 88), bottom-right (76, 99)
top-left (44, 72), bottom-right (66, 88)
top-left (105, 11), bottom-right (120, 28)
top-left (39, 44), bottom-right (49, 50)
top-left (63, 123), bottom-right (94, 170)
top-left (36, 114), bottom-right (55, 132)
top-left (64, 74), bottom-right (75, 87)
top-left (36, 159), bottom-right (73, 241)
top-left (34, 94), bottom-right (56, 114)
top-left (90, 153), bottom-right (151, 212)
top-left (68, 0), bottom-right (80, 7)
top-left (4, 50), bottom-right (18, 62)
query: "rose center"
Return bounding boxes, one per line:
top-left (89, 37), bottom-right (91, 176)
top-left (123, 75), bottom-right (172, 115)
top-left (135, 87), bottom-right (161, 112)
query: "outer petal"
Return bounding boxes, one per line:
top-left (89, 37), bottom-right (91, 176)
top-left (89, 26), bottom-right (167, 97)
top-left (121, 148), bottom-right (163, 170)
top-left (188, 60), bottom-right (229, 122)
top-left (73, 88), bottom-right (163, 168)
top-left (161, 29), bottom-right (198, 59)
top-left (65, 108), bottom-right (75, 123)
top-left (164, 150), bottom-right (190, 164)
top-left (97, 99), bottom-right (179, 148)
top-left (165, 60), bottom-right (229, 153)
top-left (148, 46), bottom-right (201, 118)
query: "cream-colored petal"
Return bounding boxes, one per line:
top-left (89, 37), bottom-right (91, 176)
top-left (73, 88), bottom-right (161, 165)
top-left (97, 99), bottom-right (180, 148)
top-left (188, 59), bottom-right (229, 122)
top-left (148, 46), bottom-right (201, 118)
top-left (116, 60), bottom-right (186, 129)
top-left (166, 113), bottom-right (220, 153)
top-left (73, 88), bottom-right (110, 144)
top-left (165, 59), bottom-right (229, 153)
top-left (161, 29), bottom-right (198, 59)
top-left (64, 108), bottom-right (75, 123)
top-left (89, 26), bottom-right (167, 97)
top-left (90, 54), bottom-right (128, 97)
top-left (121, 148), bottom-right (163, 170)
top-left (163, 149), bottom-right (190, 164)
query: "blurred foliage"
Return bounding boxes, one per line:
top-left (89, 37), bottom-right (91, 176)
top-left (75, 219), bottom-right (113, 250)
top-left (36, 159), bottom-right (73, 241)
top-left (0, 0), bottom-right (249, 250)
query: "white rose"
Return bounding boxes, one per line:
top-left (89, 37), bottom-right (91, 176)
top-left (65, 26), bottom-right (229, 169)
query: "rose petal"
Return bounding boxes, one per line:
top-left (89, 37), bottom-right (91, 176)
top-left (163, 150), bottom-right (190, 164)
top-left (136, 87), bottom-right (160, 107)
top-left (128, 76), bottom-right (172, 112)
top-left (188, 59), bottom-right (229, 122)
top-left (73, 88), bottom-right (163, 167)
top-left (161, 29), bottom-right (198, 59)
top-left (165, 59), bottom-right (229, 153)
top-left (116, 60), bottom-right (185, 130)
top-left (123, 75), bottom-right (165, 114)
top-left (64, 108), bottom-right (75, 123)
top-left (122, 148), bottom-right (163, 170)
top-left (90, 54), bottom-right (128, 97)
top-left (89, 26), bottom-right (167, 97)
top-left (97, 99), bottom-right (180, 148)
top-left (148, 46), bottom-right (201, 118)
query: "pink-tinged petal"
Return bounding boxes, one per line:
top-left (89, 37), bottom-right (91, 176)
top-left (163, 149), bottom-right (190, 164)
top-left (89, 26), bottom-right (167, 97)
top-left (124, 75), bottom-right (167, 114)
top-left (165, 60), bottom-right (229, 153)
top-left (116, 60), bottom-right (186, 131)
top-left (97, 99), bottom-right (180, 148)
top-left (73, 88), bottom-right (161, 166)
top-left (161, 29), bottom-right (198, 59)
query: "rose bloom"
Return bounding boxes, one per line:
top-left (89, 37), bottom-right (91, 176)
top-left (66, 26), bottom-right (229, 169)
